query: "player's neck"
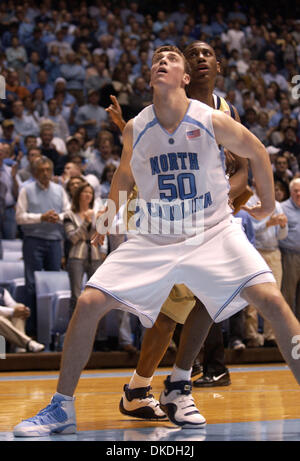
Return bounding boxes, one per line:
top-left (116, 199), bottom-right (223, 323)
top-left (188, 83), bottom-right (215, 108)
top-left (153, 89), bottom-right (190, 133)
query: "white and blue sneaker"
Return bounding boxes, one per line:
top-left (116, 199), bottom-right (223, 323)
top-left (120, 384), bottom-right (167, 420)
top-left (159, 376), bottom-right (206, 429)
top-left (13, 394), bottom-right (77, 437)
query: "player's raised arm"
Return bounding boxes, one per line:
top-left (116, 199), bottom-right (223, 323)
top-left (91, 120), bottom-right (135, 246)
top-left (212, 110), bottom-right (275, 220)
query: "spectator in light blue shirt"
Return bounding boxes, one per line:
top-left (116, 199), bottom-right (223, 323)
top-left (60, 52), bottom-right (86, 106)
top-left (27, 69), bottom-right (54, 102)
top-left (74, 89), bottom-right (107, 140)
top-left (279, 178), bottom-right (300, 319)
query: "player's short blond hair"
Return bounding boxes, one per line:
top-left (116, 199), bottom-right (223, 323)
top-left (152, 45), bottom-right (191, 75)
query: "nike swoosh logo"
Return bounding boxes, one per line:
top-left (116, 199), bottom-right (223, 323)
top-left (212, 373), bottom-right (226, 381)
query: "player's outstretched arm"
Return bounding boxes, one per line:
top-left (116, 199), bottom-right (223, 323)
top-left (91, 120), bottom-right (135, 246)
top-left (212, 110), bottom-right (275, 220)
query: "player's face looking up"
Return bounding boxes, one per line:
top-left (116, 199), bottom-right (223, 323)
top-left (184, 42), bottom-right (220, 83)
top-left (150, 50), bottom-right (190, 89)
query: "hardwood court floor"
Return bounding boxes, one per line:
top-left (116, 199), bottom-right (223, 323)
top-left (0, 364), bottom-right (299, 441)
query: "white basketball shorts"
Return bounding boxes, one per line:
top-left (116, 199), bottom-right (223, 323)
top-left (86, 217), bottom-right (275, 327)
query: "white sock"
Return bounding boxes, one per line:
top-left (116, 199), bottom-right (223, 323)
top-left (128, 370), bottom-right (153, 389)
top-left (54, 391), bottom-right (74, 401)
top-left (170, 365), bottom-right (192, 382)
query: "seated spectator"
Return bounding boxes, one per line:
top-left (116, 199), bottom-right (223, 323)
top-left (24, 26), bottom-right (48, 63)
top-left (37, 120), bottom-right (67, 156)
top-left (236, 48), bottom-right (251, 75)
top-left (47, 28), bottom-right (73, 59)
top-left (84, 53), bottom-right (112, 95)
top-left (224, 20), bottom-right (246, 54)
top-left (23, 94), bottom-right (40, 123)
top-left (11, 100), bottom-right (39, 140)
top-left (5, 35), bottom-right (28, 73)
top-left (214, 75), bottom-right (227, 99)
top-left (38, 123), bottom-right (67, 175)
top-left (5, 70), bottom-right (31, 103)
top-left (264, 63), bottom-right (289, 92)
top-left (273, 154), bottom-right (294, 186)
top-left (53, 161), bottom-right (82, 189)
top-left (13, 5), bottom-right (34, 45)
top-left (250, 111), bottom-right (272, 145)
top-left (269, 98), bottom-right (292, 128)
top-left (59, 51), bottom-right (86, 106)
top-left (72, 25), bottom-right (99, 55)
top-left (264, 86), bottom-right (280, 113)
top-left (74, 89), bottom-right (108, 140)
top-left (274, 179), bottom-right (290, 202)
top-left (243, 107), bottom-right (259, 131)
top-left (112, 67), bottom-right (133, 121)
top-left (44, 44), bottom-right (62, 83)
top-left (0, 119), bottom-right (17, 149)
top-left (27, 69), bottom-right (54, 102)
top-left (65, 175), bottom-right (87, 202)
top-left (31, 88), bottom-right (48, 118)
top-left (127, 76), bottom-right (152, 117)
top-left (16, 146), bottom-right (42, 186)
top-left (153, 27), bottom-right (176, 49)
top-left (211, 11), bottom-right (228, 36)
top-left (85, 133), bottom-right (113, 180)
top-left (41, 98), bottom-right (70, 141)
top-left (100, 162), bottom-right (117, 199)
top-left (0, 287), bottom-right (45, 353)
top-left (270, 116), bottom-right (290, 146)
top-left (65, 136), bottom-right (82, 161)
top-left (278, 127), bottom-right (300, 162)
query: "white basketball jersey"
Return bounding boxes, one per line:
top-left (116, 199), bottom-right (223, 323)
top-left (130, 99), bottom-right (231, 239)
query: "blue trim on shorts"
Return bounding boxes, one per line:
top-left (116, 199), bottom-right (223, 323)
top-left (85, 282), bottom-right (155, 327)
top-left (213, 270), bottom-right (273, 322)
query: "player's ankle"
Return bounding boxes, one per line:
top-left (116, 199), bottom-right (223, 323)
top-left (170, 365), bottom-right (192, 382)
top-left (129, 370), bottom-right (153, 389)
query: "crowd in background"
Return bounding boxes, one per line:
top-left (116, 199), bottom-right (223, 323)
top-left (0, 0), bottom-right (300, 352)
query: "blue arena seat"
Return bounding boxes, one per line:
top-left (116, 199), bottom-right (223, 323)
top-left (2, 250), bottom-right (23, 261)
top-left (52, 290), bottom-right (72, 335)
top-left (0, 261), bottom-right (25, 289)
top-left (1, 239), bottom-right (23, 252)
top-left (34, 271), bottom-right (70, 350)
top-left (8, 277), bottom-right (26, 305)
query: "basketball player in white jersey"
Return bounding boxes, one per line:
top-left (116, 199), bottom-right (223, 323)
top-left (107, 41), bottom-right (249, 423)
top-left (14, 46), bottom-right (300, 435)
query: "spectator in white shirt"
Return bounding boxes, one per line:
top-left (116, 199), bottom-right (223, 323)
top-left (0, 287), bottom-right (45, 353)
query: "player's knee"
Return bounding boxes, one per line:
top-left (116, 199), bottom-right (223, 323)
top-left (76, 288), bottom-right (107, 316)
